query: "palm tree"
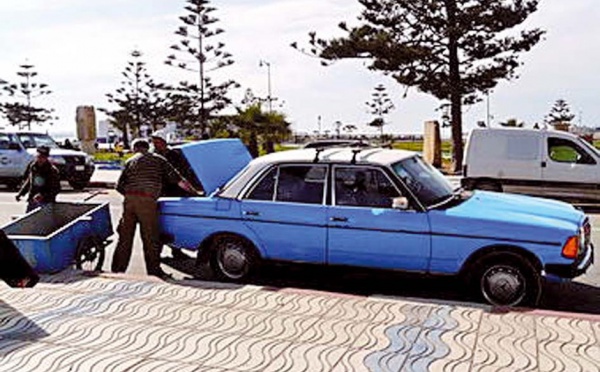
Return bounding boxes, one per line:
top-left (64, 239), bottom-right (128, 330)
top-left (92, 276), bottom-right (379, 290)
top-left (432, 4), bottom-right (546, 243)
top-left (231, 104), bottom-right (291, 156)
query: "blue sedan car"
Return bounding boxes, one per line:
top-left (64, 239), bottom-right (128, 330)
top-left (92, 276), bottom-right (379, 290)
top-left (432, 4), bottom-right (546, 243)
top-left (159, 139), bottom-right (594, 307)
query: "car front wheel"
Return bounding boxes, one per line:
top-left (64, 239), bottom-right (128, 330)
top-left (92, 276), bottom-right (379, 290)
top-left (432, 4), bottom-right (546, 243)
top-left (210, 235), bottom-right (259, 282)
top-left (473, 252), bottom-right (541, 307)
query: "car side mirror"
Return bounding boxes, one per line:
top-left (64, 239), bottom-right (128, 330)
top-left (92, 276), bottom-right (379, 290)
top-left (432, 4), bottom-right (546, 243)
top-left (392, 196), bottom-right (410, 210)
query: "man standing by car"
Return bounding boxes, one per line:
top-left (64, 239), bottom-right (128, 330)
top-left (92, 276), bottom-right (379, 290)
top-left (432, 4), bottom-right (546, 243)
top-left (15, 146), bottom-right (61, 212)
top-left (112, 138), bottom-right (199, 280)
top-left (151, 131), bottom-right (203, 260)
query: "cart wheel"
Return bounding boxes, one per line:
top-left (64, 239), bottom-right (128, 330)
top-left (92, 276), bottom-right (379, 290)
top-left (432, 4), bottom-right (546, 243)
top-left (75, 236), bottom-right (105, 272)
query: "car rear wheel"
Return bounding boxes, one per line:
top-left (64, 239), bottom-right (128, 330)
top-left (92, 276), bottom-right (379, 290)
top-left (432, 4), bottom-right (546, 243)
top-left (210, 235), bottom-right (259, 282)
top-left (472, 252), bottom-right (541, 307)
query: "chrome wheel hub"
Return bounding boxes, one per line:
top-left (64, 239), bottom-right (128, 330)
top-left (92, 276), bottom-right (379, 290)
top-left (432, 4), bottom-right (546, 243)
top-left (218, 242), bottom-right (248, 279)
top-left (481, 265), bottom-right (525, 306)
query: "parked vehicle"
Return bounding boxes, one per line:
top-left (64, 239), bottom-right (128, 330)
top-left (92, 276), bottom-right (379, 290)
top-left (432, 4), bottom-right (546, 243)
top-left (0, 131), bottom-right (95, 190)
top-left (462, 127), bottom-right (600, 202)
top-left (159, 139), bottom-right (594, 307)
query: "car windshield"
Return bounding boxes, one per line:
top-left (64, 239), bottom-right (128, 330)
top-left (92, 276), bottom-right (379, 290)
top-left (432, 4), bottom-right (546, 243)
top-left (580, 138), bottom-right (600, 158)
top-left (391, 156), bottom-right (454, 207)
top-left (17, 133), bottom-right (60, 149)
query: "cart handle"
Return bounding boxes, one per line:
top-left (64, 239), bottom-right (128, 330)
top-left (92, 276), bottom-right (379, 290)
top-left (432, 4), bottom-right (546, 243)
top-left (83, 191), bottom-right (108, 202)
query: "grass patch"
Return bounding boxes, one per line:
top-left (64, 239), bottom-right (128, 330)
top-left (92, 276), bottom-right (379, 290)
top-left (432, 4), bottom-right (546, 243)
top-left (93, 152), bottom-right (132, 163)
top-left (392, 140), bottom-right (453, 153)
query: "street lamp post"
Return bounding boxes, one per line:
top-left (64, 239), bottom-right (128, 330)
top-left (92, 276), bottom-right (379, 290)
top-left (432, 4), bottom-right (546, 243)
top-left (259, 60), bottom-right (272, 112)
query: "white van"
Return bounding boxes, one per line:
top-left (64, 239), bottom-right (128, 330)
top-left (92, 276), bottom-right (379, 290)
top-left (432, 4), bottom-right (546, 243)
top-left (462, 128), bottom-right (600, 202)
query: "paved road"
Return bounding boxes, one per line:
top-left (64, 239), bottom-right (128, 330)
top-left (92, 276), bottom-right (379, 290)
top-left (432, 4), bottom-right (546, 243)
top-left (0, 186), bottom-right (598, 314)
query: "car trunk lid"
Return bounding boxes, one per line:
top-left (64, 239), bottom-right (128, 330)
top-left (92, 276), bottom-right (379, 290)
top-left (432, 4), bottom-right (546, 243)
top-left (176, 139), bottom-right (252, 195)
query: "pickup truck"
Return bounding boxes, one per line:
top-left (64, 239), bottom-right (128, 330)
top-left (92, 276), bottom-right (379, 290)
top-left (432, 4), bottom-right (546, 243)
top-left (0, 131), bottom-right (95, 190)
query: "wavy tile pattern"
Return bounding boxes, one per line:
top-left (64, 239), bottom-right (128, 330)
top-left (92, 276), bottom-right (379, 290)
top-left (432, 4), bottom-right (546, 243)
top-left (0, 272), bottom-right (598, 372)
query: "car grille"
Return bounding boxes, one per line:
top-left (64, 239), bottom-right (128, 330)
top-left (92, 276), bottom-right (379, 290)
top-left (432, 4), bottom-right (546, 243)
top-left (63, 156), bottom-right (85, 165)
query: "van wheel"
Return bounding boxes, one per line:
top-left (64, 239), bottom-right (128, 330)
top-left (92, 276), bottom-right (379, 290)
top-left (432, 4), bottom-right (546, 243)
top-left (210, 235), bottom-right (259, 282)
top-left (471, 252), bottom-right (541, 307)
top-left (475, 180), bottom-right (502, 192)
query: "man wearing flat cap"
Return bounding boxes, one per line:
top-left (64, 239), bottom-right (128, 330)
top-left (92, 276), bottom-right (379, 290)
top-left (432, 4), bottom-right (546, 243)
top-left (112, 138), bottom-right (200, 279)
top-left (16, 146), bottom-right (61, 212)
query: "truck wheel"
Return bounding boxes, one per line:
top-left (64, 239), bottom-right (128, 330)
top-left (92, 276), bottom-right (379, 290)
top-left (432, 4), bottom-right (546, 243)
top-left (75, 236), bottom-right (105, 272)
top-left (69, 180), bottom-right (89, 190)
top-left (475, 180), bottom-right (502, 192)
top-left (472, 252), bottom-right (541, 307)
top-left (210, 235), bottom-right (259, 282)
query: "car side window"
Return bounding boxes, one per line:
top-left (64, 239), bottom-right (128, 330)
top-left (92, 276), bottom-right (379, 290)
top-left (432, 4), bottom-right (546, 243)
top-left (334, 167), bottom-right (401, 208)
top-left (0, 134), bottom-right (13, 150)
top-left (246, 167), bottom-right (277, 201)
top-left (275, 165), bottom-right (327, 204)
top-left (548, 137), bottom-right (596, 165)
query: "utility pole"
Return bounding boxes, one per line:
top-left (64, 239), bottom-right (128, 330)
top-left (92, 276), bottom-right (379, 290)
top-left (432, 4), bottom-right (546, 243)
top-left (259, 60), bottom-right (273, 112)
top-left (318, 115), bottom-right (322, 137)
top-left (486, 92), bottom-right (491, 128)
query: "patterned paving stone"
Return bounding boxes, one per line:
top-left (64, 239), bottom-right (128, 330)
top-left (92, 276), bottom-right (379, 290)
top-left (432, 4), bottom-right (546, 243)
top-left (262, 342), bottom-right (347, 372)
top-left (119, 359), bottom-right (202, 372)
top-left (538, 341), bottom-right (600, 372)
top-left (472, 312), bottom-right (538, 371)
top-left (0, 273), bottom-right (599, 372)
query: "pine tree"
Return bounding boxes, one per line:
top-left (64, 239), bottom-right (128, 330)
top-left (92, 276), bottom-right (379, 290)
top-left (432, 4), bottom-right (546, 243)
top-left (0, 62), bottom-right (55, 130)
top-left (365, 84), bottom-right (395, 138)
top-left (293, 0), bottom-right (544, 172)
top-left (165, 0), bottom-right (239, 136)
top-left (101, 50), bottom-right (169, 148)
top-left (545, 99), bottom-right (575, 128)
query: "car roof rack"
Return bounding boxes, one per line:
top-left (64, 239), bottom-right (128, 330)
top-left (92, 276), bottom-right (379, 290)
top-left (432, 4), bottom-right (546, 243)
top-left (351, 149), bottom-right (363, 164)
top-left (313, 148), bottom-right (325, 163)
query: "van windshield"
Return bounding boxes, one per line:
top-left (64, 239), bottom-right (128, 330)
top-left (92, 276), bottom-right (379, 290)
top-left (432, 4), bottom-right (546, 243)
top-left (17, 133), bottom-right (60, 149)
top-left (580, 138), bottom-right (600, 158)
top-left (391, 156), bottom-right (454, 207)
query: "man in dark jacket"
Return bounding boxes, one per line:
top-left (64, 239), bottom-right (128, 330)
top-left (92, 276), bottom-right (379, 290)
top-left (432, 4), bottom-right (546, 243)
top-left (16, 146), bottom-right (61, 212)
top-left (151, 131), bottom-right (203, 260)
top-left (112, 138), bottom-right (199, 279)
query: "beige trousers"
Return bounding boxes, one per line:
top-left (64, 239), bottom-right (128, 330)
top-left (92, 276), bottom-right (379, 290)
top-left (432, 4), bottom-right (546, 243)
top-left (111, 195), bottom-right (162, 275)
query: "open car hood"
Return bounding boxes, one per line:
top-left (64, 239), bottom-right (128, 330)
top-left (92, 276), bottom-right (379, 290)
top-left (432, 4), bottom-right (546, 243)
top-left (176, 139), bottom-right (252, 195)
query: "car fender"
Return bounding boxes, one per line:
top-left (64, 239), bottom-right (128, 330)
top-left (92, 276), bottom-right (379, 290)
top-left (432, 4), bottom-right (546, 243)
top-left (159, 198), bottom-right (268, 258)
top-left (459, 244), bottom-right (544, 280)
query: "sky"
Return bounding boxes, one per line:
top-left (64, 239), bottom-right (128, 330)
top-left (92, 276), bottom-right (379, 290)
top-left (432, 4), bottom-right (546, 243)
top-left (0, 0), bottom-right (598, 139)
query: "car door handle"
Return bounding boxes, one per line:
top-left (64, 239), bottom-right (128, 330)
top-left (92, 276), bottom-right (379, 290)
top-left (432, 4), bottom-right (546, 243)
top-left (243, 210), bottom-right (260, 216)
top-left (330, 216), bottom-right (348, 222)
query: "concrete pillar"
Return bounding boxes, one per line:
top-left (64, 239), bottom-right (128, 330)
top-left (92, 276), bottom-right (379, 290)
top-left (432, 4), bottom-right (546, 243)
top-left (76, 106), bottom-right (97, 155)
top-left (423, 120), bottom-right (442, 168)
top-left (553, 122), bottom-right (570, 132)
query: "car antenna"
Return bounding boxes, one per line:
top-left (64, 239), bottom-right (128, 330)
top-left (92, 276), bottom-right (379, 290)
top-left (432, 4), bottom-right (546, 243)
top-left (313, 147), bottom-right (324, 163)
top-left (351, 149), bottom-right (362, 164)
